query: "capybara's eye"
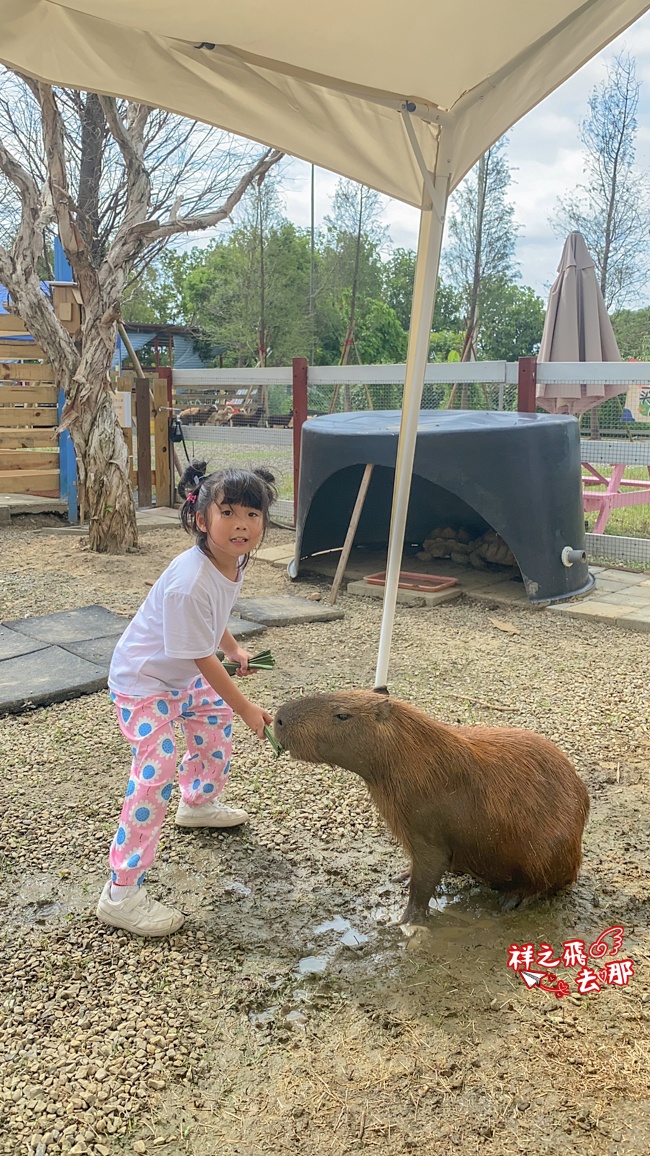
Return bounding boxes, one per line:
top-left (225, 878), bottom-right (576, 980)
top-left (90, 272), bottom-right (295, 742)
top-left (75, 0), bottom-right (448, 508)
top-left (335, 713), bottom-right (352, 721)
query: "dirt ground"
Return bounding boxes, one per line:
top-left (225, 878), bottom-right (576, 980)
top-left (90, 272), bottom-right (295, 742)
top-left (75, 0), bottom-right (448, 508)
top-left (1, 517), bottom-right (650, 1156)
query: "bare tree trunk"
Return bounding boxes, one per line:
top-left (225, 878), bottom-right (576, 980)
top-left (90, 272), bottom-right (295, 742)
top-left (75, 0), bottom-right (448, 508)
top-left (68, 326), bottom-right (137, 552)
top-left (341, 187), bottom-right (365, 409)
top-left (461, 152), bottom-right (488, 365)
top-left (257, 182), bottom-right (269, 426)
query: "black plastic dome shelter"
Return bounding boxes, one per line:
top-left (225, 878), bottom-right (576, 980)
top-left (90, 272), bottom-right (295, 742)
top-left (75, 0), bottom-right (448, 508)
top-left (289, 410), bottom-right (593, 605)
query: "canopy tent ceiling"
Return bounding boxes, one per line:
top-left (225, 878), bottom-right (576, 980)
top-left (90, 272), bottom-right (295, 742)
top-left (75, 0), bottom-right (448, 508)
top-left (2, 0), bottom-right (649, 687)
top-left (0, 1), bottom-right (648, 204)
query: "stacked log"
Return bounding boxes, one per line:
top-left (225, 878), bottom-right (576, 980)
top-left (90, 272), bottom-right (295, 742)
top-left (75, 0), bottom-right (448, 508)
top-left (416, 526), bottom-right (518, 571)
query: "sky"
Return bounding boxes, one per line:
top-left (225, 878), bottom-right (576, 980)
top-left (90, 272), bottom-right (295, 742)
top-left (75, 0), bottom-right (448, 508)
top-left (271, 9), bottom-right (650, 310)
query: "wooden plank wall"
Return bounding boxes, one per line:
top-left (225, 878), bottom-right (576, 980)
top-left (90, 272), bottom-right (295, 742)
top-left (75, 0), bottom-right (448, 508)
top-left (0, 320), bottom-right (59, 496)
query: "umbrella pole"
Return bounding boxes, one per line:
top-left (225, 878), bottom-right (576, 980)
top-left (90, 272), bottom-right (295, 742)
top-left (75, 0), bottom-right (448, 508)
top-left (374, 176), bottom-right (449, 690)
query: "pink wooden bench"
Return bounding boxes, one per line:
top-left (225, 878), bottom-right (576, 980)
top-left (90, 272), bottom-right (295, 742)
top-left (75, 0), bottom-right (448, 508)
top-left (581, 439), bottom-right (650, 533)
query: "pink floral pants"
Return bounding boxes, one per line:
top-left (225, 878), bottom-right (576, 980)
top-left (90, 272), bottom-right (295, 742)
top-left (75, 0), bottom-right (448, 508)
top-left (108, 675), bottom-right (233, 886)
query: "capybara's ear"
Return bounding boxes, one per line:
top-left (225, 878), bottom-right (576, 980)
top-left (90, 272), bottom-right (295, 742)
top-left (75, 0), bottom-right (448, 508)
top-left (371, 694), bottom-right (392, 720)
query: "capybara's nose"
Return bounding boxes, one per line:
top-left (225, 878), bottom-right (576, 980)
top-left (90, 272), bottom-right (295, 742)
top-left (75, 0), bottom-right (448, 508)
top-left (274, 712), bottom-right (284, 732)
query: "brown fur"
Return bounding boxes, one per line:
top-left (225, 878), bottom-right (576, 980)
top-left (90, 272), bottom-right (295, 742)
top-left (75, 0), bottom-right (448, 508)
top-left (273, 691), bottom-right (589, 923)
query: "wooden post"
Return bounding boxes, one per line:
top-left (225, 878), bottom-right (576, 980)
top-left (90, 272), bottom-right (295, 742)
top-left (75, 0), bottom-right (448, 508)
top-left (153, 377), bottom-right (171, 507)
top-left (135, 376), bottom-right (152, 507)
top-left (157, 365), bottom-right (183, 486)
top-left (327, 464), bottom-right (374, 605)
top-left (292, 357), bottom-right (308, 526)
top-left (517, 357), bottom-right (537, 413)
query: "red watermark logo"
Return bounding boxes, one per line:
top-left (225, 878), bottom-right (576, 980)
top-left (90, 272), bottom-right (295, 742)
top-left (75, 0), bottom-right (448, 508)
top-left (507, 926), bottom-right (634, 997)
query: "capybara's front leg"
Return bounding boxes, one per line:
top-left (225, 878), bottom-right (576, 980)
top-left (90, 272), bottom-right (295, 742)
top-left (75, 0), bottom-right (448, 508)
top-left (400, 846), bottom-right (449, 924)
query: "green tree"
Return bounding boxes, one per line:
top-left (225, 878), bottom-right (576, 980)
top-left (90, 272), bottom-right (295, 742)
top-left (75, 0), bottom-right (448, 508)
top-left (443, 138), bottom-right (520, 359)
top-left (611, 307), bottom-right (650, 359)
top-left (178, 182), bottom-right (312, 367)
top-left (553, 53), bottom-right (649, 311)
top-left (383, 246), bottom-right (462, 336)
top-left (477, 279), bottom-right (546, 360)
top-left (429, 330), bottom-right (464, 361)
top-left (355, 298), bottom-right (408, 364)
top-left (320, 179), bottom-right (385, 368)
top-left (122, 249), bottom-right (195, 324)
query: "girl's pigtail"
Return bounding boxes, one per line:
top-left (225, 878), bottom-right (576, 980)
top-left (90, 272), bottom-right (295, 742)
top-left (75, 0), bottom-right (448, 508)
top-left (179, 482), bottom-right (202, 535)
top-left (253, 466), bottom-right (278, 506)
top-left (178, 457), bottom-right (208, 499)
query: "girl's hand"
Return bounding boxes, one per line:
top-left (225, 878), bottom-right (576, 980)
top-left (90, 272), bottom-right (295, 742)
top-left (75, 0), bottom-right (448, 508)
top-left (224, 646), bottom-right (253, 675)
top-left (240, 703), bottom-right (273, 739)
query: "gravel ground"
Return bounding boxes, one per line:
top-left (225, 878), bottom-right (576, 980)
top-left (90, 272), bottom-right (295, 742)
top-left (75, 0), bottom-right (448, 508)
top-left (1, 519), bottom-right (650, 1156)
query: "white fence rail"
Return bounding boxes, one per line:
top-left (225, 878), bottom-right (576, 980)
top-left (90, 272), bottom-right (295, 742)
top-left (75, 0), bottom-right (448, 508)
top-left (580, 439), bottom-right (650, 466)
top-left (174, 359), bottom-right (650, 389)
top-left (536, 361), bottom-right (650, 386)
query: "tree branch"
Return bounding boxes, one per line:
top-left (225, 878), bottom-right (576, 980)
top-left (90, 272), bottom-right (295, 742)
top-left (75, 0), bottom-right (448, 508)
top-left (36, 80), bottom-right (89, 267)
top-left (139, 148), bottom-right (284, 245)
top-left (100, 96), bottom-right (151, 217)
top-left (0, 134), bottom-right (40, 204)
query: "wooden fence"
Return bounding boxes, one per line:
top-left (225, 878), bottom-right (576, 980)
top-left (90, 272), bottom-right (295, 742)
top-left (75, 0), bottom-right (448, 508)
top-left (0, 315), bottom-right (59, 497)
top-left (113, 372), bottom-right (173, 509)
top-left (0, 339), bottom-right (173, 514)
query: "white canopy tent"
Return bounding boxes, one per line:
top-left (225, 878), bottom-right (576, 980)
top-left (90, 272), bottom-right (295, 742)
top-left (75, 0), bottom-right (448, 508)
top-left (2, 0), bottom-right (649, 685)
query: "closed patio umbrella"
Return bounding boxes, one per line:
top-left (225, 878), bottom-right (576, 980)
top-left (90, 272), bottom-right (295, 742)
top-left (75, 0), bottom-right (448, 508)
top-left (536, 231), bottom-right (622, 415)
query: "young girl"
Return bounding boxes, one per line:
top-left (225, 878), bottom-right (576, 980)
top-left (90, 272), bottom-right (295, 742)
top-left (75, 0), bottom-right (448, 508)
top-left (97, 466), bottom-right (276, 937)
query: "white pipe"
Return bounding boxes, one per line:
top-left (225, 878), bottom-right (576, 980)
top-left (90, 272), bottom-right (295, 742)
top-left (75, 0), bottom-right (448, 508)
top-left (374, 174), bottom-right (449, 690)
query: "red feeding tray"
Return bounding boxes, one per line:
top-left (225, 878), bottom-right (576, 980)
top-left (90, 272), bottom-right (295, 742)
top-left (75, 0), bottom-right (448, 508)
top-left (364, 571), bottom-right (459, 593)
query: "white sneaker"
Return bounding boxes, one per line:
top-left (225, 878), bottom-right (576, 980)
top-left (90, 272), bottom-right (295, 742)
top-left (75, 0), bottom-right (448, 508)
top-left (96, 881), bottom-right (185, 937)
top-left (175, 798), bottom-right (250, 828)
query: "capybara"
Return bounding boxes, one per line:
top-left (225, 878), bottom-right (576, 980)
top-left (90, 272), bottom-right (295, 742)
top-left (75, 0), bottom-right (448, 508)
top-left (273, 691), bottom-right (589, 923)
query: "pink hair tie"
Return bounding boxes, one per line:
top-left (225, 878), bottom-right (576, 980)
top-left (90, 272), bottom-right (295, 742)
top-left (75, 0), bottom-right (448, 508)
top-left (187, 492), bottom-right (197, 505)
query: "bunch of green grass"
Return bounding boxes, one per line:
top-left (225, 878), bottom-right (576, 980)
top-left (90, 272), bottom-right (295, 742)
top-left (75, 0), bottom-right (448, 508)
top-left (221, 649), bottom-right (275, 676)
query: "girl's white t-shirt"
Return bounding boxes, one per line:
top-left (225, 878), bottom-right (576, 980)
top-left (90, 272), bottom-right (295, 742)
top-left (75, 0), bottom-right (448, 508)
top-left (108, 545), bottom-right (244, 696)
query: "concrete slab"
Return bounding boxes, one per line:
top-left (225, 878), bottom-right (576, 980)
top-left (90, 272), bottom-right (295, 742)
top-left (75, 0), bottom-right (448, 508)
top-left (468, 582), bottom-right (528, 604)
top-left (234, 596), bottom-right (344, 626)
top-left (598, 592), bottom-right (650, 608)
top-left (3, 604), bottom-right (130, 645)
top-left (135, 507), bottom-right (181, 529)
top-left (549, 601), bottom-right (636, 623)
top-left (620, 610), bottom-right (650, 632)
top-left (0, 645), bottom-right (107, 715)
top-left (61, 636), bottom-right (122, 667)
top-left (347, 581), bottom-right (426, 607)
top-left (256, 544), bottom-right (296, 565)
top-left (595, 569), bottom-right (650, 586)
top-left (227, 617), bottom-right (267, 640)
top-left (594, 582), bottom-right (634, 597)
top-left (346, 579), bottom-right (462, 608)
top-left (0, 493), bottom-right (68, 518)
top-left (63, 615), bottom-right (264, 668)
top-left (0, 625), bottom-right (49, 661)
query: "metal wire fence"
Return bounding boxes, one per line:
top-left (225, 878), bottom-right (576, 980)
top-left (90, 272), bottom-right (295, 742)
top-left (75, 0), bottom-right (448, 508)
top-left (170, 362), bottom-right (650, 554)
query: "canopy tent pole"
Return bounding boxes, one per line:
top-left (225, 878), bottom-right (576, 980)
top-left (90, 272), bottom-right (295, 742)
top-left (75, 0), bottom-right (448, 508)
top-left (374, 171), bottom-right (449, 691)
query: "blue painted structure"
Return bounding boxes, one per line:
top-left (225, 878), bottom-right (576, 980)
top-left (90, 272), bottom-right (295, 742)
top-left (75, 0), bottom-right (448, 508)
top-left (54, 238), bottom-right (78, 523)
top-left (57, 389), bottom-right (78, 524)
